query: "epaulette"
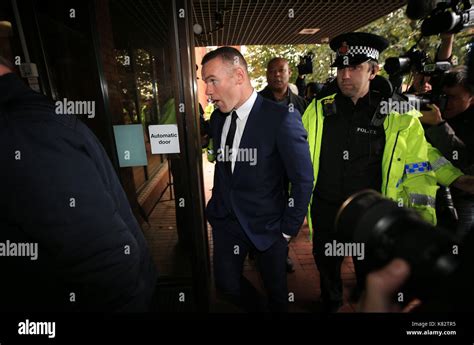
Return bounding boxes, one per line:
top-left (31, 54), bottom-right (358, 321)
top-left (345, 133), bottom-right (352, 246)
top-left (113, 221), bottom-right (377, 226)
top-left (321, 97), bottom-right (337, 117)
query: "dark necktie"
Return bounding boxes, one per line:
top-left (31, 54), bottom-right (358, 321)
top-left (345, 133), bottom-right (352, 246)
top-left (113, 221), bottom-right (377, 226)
top-left (224, 110), bottom-right (238, 175)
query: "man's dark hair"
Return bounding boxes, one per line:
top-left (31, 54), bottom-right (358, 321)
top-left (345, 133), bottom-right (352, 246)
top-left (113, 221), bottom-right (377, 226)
top-left (443, 66), bottom-right (474, 95)
top-left (201, 46), bottom-right (248, 71)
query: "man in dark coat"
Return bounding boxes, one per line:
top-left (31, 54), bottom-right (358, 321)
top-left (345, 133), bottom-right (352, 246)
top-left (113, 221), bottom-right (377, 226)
top-left (259, 57), bottom-right (307, 116)
top-left (259, 57), bottom-right (309, 273)
top-left (0, 58), bottom-right (158, 311)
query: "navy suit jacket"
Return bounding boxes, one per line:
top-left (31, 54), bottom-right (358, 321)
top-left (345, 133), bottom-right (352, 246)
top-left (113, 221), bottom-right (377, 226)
top-left (206, 94), bottom-right (313, 251)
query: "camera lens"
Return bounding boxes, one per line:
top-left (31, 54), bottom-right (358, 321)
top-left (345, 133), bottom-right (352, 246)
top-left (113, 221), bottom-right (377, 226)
top-left (335, 190), bottom-right (459, 300)
top-left (384, 57), bottom-right (412, 75)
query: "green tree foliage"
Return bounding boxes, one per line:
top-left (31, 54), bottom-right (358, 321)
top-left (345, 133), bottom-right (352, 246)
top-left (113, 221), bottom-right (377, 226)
top-left (244, 5), bottom-right (473, 90)
top-left (244, 44), bottom-right (333, 90)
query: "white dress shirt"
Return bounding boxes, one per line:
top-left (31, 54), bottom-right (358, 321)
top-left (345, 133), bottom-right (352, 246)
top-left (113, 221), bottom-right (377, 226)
top-left (220, 89), bottom-right (258, 173)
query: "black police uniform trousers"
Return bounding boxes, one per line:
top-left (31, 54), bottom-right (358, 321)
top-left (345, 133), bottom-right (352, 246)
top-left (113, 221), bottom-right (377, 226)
top-left (311, 197), bottom-right (369, 304)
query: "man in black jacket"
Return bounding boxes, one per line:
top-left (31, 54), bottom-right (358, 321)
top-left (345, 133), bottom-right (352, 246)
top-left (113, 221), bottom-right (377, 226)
top-left (0, 58), bottom-right (158, 311)
top-left (420, 66), bottom-right (474, 239)
top-left (259, 58), bottom-right (307, 116)
top-left (259, 57), bottom-right (308, 273)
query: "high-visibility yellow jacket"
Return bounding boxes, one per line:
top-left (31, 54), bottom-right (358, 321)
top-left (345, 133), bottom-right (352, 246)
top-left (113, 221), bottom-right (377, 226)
top-left (302, 93), bottom-right (458, 235)
top-left (427, 143), bottom-right (464, 187)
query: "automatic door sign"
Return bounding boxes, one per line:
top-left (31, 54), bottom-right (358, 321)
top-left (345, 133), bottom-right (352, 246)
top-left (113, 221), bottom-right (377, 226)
top-left (149, 124), bottom-right (180, 154)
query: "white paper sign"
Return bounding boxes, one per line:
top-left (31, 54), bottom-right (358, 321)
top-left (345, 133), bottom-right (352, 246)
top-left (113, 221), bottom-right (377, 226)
top-left (149, 124), bottom-right (180, 154)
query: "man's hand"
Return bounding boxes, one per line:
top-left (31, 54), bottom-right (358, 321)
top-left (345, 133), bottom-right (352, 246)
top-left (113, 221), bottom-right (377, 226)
top-left (451, 175), bottom-right (474, 194)
top-left (420, 104), bottom-right (443, 126)
top-left (438, 33), bottom-right (454, 61)
top-left (0, 64), bottom-right (12, 76)
top-left (358, 259), bottom-right (411, 312)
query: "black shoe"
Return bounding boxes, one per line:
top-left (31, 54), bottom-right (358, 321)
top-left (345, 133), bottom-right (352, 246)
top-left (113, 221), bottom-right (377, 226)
top-left (286, 256), bottom-right (295, 273)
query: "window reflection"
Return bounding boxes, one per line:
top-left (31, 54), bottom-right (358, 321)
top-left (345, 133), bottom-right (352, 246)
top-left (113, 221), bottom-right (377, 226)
top-left (115, 47), bottom-right (164, 190)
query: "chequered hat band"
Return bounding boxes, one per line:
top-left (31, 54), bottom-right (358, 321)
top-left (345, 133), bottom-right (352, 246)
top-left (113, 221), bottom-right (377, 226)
top-left (337, 45), bottom-right (379, 60)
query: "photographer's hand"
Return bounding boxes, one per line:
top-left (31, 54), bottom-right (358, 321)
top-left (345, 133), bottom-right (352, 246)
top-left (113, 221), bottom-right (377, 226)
top-left (358, 259), bottom-right (411, 312)
top-left (420, 104), bottom-right (443, 126)
top-left (0, 64), bottom-right (12, 76)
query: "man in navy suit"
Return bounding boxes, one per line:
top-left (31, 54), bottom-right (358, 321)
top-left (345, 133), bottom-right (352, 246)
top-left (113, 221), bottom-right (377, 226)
top-left (201, 47), bottom-right (313, 312)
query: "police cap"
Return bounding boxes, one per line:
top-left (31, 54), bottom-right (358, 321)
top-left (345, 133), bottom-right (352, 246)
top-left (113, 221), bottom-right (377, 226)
top-left (330, 32), bottom-right (389, 68)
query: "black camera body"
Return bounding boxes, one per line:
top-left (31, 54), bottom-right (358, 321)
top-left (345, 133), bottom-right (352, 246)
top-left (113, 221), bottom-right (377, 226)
top-left (384, 49), bottom-right (429, 76)
top-left (335, 190), bottom-right (460, 301)
top-left (397, 0), bottom-right (474, 108)
top-left (384, 45), bottom-right (451, 112)
top-left (385, 48), bottom-right (451, 77)
top-left (408, 0), bottom-right (474, 36)
top-left (404, 91), bottom-right (448, 111)
top-left (297, 52), bottom-right (314, 75)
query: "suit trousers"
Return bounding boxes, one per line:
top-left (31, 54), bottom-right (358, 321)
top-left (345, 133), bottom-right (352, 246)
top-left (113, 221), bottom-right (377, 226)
top-left (212, 217), bottom-right (288, 312)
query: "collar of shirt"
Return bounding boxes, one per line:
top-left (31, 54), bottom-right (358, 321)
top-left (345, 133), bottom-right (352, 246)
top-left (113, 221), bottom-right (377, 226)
top-left (234, 89), bottom-right (258, 120)
top-left (339, 90), bottom-right (370, 107)
top-left (337, 90), bottom-right (377, 119)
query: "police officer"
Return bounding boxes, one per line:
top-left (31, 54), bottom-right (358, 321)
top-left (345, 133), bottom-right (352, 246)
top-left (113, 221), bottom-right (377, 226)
top-left (302, 32), bottom-right (439, 313)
